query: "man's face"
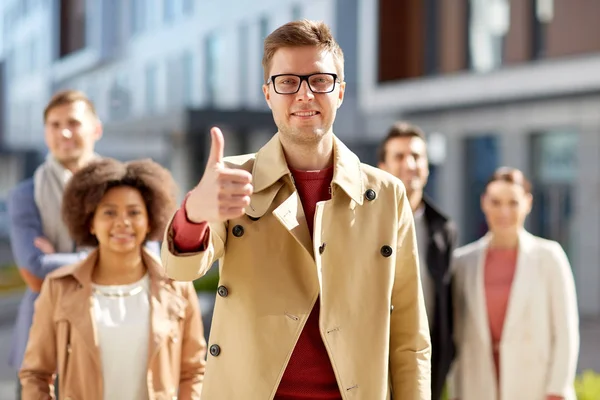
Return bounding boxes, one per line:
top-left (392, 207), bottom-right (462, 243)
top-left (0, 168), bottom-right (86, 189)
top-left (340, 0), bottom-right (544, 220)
top-left (262, 46), bottom-right (345, 145)
top-left (379, 136), bottom-right (429, 195)
top-left (44, 100), bottom-right (102, 166)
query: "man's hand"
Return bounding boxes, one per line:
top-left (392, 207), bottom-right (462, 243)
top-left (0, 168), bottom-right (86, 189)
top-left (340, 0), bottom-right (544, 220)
top-left (185, 127), bottom-right (253, 223)
top-left (34, 237), bottom-right (55, 254)
top-left (18, 269), bottom-right (43, 293)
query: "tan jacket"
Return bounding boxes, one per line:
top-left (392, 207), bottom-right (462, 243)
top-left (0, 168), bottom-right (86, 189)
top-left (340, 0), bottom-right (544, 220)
top-left (162, 134), bottom-right (431, 400)
top-left (19, 248), bottom-right (207, 400)
top-left (449, 230), bottom-right (579, 400)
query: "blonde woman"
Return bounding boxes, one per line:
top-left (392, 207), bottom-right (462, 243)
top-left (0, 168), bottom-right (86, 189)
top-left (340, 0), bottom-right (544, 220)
top-left (449, 167), bottom-right (579, 400)
top-left (20, 158), bottom-right (206, 399)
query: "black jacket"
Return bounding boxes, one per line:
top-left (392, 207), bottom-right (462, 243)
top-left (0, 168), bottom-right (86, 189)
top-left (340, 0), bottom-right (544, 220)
top-left (422, 196), bottom-right (457, 400)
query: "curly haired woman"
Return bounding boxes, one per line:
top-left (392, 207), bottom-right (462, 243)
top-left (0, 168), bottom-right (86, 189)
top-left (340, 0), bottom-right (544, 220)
top-left (19, 158), bottom-right (206, 400)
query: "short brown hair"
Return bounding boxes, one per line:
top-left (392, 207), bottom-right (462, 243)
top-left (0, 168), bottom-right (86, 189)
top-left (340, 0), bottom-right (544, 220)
top-left (44, 90), bottom-right (98, 122)
top-left (378, 121), bottom-right (427, 163)
top-left (62, 158), bottom-right (178, 246)
top-left (485, 166), bottom-right (532, 194)
top-left (262, 19), bottom-right (345, 83)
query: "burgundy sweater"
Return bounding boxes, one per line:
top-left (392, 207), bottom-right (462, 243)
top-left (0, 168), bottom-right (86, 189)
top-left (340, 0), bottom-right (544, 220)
top-left (171, 166), bottom-right (341, 399)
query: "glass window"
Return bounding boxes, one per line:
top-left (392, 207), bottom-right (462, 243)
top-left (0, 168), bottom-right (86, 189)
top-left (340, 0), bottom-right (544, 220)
top-left (59, 0), bottom-right (86, 57)
top-left (463, 135), bottom-right (501, 243)
top-left (29, 38), bottom-right (37, 73)
top-left (145, 63), bottom-right (158, 112)
top-left (259, 16), bottom-right (269, 84)
top-left (238, 23), bottom-right (249, 102)
top-left (468, 0), bottom-right (510, 72)
top-left (109, 73), bottom-right (132, 120)
top-left (183, 0), bottom-right (194, 14)
top-left (182, 51), bottom-right (194, 105)
top-left (205, 32), bottom-right (223, 105)
top-left (163, 0), bottom-right (176, 23)
top-left (529, 130), bottom-right (578, 259)
top-left (130, 0), bottom-right (145, 35)
top-left (291, 4), bottom-right (302, 20)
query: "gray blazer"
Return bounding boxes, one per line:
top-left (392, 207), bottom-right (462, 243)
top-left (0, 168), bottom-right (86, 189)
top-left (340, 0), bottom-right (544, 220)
top-left (6, 178), bottom-right (160, 369)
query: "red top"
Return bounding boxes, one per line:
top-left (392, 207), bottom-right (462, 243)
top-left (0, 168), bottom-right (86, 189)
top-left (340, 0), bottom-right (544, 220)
top-left (171, 166), bottom-right (341, 399)
top-left (484, 247), bottom-right (518, 383)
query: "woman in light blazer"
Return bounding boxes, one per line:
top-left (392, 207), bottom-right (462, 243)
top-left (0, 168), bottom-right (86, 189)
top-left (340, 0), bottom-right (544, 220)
top-left (449, 167), bottom-right (579, 400)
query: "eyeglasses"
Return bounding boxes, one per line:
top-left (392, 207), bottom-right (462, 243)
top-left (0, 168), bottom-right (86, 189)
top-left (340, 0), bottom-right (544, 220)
top-left (267, 73), bottom-right (339, 94)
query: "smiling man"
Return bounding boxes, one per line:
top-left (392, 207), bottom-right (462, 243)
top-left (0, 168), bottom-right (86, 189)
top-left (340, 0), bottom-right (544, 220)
top-left (378, 122), bottom-right (457, 400)
top-left (6, 90), bottom-right (103, 398)
top-left (161, 20), bottom-right (431, 400)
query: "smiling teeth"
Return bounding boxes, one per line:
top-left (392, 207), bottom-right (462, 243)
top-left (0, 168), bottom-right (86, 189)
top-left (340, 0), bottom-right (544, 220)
top-left (294, 111), bottom-right (317, 116)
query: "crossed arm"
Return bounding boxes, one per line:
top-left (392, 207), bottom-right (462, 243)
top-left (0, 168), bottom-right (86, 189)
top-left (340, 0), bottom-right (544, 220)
top-left (7, 181), bottom-right (84, 292)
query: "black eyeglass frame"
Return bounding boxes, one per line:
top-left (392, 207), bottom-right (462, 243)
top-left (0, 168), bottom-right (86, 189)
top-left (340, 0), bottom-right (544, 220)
top-left (266, 73), bottom-right (340, 94)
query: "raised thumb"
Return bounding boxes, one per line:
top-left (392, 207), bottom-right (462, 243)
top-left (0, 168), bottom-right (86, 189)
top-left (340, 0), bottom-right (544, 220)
top-left (207, 127), bottom-right (225, 166)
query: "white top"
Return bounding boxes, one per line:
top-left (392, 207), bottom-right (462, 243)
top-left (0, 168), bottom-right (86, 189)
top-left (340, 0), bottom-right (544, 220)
top-left (92, 274), bottom-right (151, 400)
top-left (414, 205), bottom-right (435, 329)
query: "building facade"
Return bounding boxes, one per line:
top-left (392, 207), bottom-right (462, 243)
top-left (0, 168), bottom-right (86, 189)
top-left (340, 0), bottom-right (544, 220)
top-left (358, 0), bottom-right (600, 318)
top-left (0, 0), bottom-right (358, 233)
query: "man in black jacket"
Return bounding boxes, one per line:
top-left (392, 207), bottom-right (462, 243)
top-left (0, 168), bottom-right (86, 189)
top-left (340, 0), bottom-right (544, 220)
top-left (378, 121), bottom-right (457, 400)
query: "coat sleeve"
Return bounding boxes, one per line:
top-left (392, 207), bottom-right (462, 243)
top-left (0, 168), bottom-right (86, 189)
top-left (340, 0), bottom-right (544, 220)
top-left (19, 277), bottom-right (58, 399)
top-left (389, 185), bottom-right (432, 399)
top-left (545, 242), bottom-right (579, 396)
top-left (177, 282), bottom-right (207, 399)
top-left (8, 181), bottom-right (84, 280)
top-left (161, 207), bottom-right (227, 282)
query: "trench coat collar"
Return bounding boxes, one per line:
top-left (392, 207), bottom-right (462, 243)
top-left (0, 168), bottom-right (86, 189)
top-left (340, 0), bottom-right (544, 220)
top-left (251, 132), bottom-right (364, 204)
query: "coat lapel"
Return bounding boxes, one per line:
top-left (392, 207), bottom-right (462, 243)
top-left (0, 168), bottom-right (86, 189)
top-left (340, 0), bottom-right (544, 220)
top-left (272, 188), bottom-right (314, 259)
top-left (59, 251), bottom-right (102, 369)
top-left (250, 132), bottom-right (365, 260)
top-left (146, 250), bottom-right (186, 367)
top-left (469, 238), bottom-right (492, 346)
top-left (500, 231), bottom-right (536, 339)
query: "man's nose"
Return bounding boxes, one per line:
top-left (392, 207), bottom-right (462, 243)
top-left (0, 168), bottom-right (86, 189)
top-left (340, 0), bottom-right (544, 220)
top-left (61, 129), bottom-right (73, 139)
top-left (295, 80), bottom-right (315, 101)
top-left (402, 156), bottom-right (417, 170)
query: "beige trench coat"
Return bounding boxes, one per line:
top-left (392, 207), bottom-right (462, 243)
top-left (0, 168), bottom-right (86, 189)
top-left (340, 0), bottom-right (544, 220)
top-left (162, 133), bottom-right (431, 400)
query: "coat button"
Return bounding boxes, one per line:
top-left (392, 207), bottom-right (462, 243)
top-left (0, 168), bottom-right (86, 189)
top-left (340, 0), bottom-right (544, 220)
top-left (380, 245), bottom-right (393, 257)
top-left (209, 344), bottom-right (221, 357)
top-left (217, 285), bottom-right (229, 297)
top-left (318, 243), bottom-right (326, 254)
top-left (232, 225), bottom-right (244, 237)
top-left (365, 189), bottom-right (376, 201)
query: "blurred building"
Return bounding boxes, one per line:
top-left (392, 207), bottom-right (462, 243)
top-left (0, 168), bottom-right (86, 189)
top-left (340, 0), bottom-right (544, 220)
top-left (0, 0), bottom-right (358, 187)
top-left (1, 0), bottom-right (599, 318)
top-left (358, 0), bottom-right (600, 318)
top-left (0, 0), bottom-right (357, 235)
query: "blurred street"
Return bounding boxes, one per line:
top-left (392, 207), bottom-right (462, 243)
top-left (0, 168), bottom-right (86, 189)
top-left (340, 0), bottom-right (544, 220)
top-left (0, 293), bottom-right (21, 400)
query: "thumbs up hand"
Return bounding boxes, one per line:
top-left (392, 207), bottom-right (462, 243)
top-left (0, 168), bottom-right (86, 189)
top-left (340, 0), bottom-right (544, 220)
top-left (185, 127), bottom-right (254, 223)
